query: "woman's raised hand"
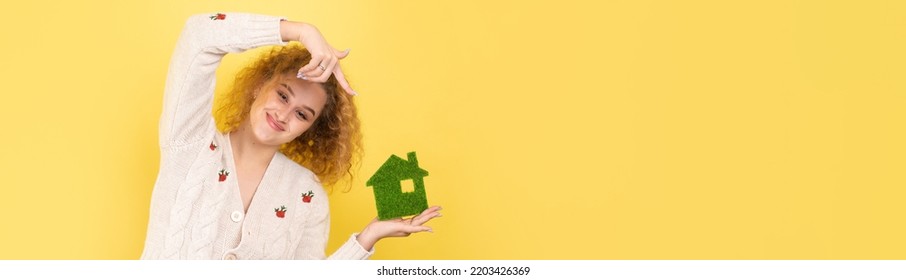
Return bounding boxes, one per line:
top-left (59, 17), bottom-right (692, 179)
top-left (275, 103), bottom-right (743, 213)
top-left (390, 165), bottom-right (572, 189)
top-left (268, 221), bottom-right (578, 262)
top-left (355, 206), bottom-right (443, 251)
top-left (281, 21), bottom-right (357, 95)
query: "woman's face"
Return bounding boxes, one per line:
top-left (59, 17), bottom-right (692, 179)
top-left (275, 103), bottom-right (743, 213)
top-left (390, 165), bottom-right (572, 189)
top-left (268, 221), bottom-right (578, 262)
top-left (246, 74), bottom-right (328, 147)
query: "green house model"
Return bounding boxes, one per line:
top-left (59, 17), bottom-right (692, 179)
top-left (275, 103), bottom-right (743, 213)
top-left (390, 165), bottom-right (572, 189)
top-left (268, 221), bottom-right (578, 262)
top-left (366, 151), bottom-right (429, 220)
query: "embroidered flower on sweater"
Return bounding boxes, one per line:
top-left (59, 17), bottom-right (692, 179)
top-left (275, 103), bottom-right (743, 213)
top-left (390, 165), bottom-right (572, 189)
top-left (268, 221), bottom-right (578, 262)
top-left (301, 191), bottom-right (314, 203)
top-left (209, 141), bottom-right (218, 151)
top-left (274, 205), bottom-right (287, 218)
top-left (210, 13), bottom-right (226, 20)
top-left (218, 169), bottom-right (230, 182)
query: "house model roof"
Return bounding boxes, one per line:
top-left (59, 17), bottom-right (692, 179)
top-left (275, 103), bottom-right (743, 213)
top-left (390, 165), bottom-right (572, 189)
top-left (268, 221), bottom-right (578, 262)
top-left (366, 152), bottom-right (429, 187)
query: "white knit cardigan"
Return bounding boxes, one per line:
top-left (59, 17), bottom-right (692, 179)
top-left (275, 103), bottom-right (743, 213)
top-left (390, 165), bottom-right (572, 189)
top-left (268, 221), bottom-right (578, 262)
top-left (141, 12), bottom-right (372, 260)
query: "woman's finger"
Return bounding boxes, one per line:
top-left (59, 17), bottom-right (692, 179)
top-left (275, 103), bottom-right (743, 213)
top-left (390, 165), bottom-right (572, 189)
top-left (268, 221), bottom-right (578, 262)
top-left (313, 55), bottom-right (338, 82)
top-left (334, 48), bottom-right (350, 59)
top-left (418, 206), bottom-right (442, 217)
top-left (411, 211), bottom-right (441, 226)
top-left (400, 224), bottom-right (432, 234)
top-left (297, 55), bottom-right (328, 80)
top-left (297, 63), bottom-right (322, 80)
top-left (299, 64), bottom-right (325, 81)
top-left (410, 206), bottom-right (442, 226)
top-left (412, 208), bottom-right (442, 224)
top-left (299, 52), bottom-right (327, 74)
top-left (332, 67), bottom-right (357, 95)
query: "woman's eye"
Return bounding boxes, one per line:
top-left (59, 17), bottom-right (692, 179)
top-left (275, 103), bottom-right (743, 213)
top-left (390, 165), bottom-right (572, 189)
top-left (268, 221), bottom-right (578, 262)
top-left (297, 111), bottom-right (308, 121)
top-left (278, 92), bottom-right (288, 101)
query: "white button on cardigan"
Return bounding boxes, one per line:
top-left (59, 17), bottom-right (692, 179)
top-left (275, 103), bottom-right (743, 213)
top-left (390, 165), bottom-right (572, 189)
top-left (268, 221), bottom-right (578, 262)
top-left (230, 211), bottom-right (243, 222)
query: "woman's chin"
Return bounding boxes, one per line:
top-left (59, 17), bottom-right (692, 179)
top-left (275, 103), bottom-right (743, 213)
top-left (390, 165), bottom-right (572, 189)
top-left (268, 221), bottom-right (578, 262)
top-left (252, 126), bottom-right (284, 146)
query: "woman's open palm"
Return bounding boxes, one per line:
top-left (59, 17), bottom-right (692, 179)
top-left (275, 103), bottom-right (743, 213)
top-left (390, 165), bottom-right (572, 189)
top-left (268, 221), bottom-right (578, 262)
top-left (356, 206), bottom-right (443, 250)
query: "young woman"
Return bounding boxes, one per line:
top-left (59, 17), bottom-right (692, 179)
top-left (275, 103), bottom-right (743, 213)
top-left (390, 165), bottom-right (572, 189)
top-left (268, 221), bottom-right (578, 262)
top-left (141, 12), bottom-right (441, 260)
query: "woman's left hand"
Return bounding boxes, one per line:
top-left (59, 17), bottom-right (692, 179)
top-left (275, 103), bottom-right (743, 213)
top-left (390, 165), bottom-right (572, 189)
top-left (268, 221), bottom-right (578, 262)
top-left (355, 206), bottom-right (443, 251)
top-left (280, 20), bottom-right (357, 95)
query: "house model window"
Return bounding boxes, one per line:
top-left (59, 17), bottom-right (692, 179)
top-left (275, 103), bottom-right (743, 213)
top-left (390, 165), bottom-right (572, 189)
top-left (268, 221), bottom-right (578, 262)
top-left (366, 151), bottom-right (430, 220)
top-left (400, 179), bottom-right (416, 193)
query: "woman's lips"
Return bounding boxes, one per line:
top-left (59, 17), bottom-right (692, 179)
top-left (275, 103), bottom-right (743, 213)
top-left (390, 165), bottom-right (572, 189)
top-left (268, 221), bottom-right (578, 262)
top-left (266, 113), bottom-right (286, 132)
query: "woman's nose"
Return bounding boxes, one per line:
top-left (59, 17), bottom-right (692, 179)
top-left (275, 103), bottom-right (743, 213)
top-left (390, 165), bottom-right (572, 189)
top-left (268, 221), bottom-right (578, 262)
top-left (275, 107), bottom-right (292, 123)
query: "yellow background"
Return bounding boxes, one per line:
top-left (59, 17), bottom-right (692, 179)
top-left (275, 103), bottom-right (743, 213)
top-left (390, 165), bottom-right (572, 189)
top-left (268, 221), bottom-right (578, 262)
top-left (0, 0), bottom-right (904, 259)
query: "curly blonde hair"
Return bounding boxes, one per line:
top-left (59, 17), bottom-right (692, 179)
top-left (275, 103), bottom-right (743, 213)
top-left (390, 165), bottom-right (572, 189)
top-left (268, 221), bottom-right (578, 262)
top-left (215, 43), bottom-right (362, 191)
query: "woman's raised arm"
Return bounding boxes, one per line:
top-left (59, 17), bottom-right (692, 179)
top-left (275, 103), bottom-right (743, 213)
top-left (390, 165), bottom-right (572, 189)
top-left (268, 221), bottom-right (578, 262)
top-left (158, 13), bottom-right (355, 148)
top-left (159, 13), bottom-right (288, 148)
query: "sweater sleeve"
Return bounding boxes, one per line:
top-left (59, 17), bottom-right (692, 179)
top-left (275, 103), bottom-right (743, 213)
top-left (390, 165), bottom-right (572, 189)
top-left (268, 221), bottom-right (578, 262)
top-left (159, 12), bottom-right (287, 148)
top-left (327, 233), bottom-right (376, 260)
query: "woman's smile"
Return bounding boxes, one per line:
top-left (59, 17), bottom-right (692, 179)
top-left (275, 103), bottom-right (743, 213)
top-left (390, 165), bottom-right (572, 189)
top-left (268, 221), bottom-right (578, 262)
top-left (266, 112), bottom-right (286, 132)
